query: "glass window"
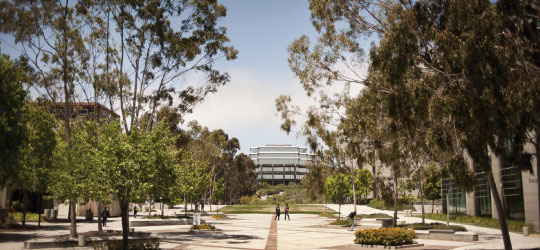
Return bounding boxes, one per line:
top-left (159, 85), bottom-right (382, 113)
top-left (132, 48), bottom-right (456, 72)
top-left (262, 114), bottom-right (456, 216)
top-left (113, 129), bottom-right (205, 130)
top-left (442, 179), bottom-right (467, 214)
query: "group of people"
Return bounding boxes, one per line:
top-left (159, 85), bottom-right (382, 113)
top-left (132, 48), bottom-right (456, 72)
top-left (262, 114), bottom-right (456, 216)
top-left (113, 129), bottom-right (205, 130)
top-left (274, 203), bottom-right (290, 220)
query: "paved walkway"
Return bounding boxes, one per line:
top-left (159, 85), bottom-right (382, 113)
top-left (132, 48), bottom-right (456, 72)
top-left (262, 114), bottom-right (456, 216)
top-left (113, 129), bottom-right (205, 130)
top-left (1, 204), bottom-right (539, 249)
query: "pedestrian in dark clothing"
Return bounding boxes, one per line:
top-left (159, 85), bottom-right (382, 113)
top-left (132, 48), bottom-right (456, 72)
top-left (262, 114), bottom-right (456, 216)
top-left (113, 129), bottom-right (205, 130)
top-left (102, 207), bottom-right (110, 227)
top-left (284, 203), bottom-right (290, 220)
top-left (201, 200), bottom-right (205, 211)
top-left (133, 204), bottom-right (138, 218)
top-left (348, 211), bottom-right (357, 231)
top-left (275, 204), bottom-right (280, 220)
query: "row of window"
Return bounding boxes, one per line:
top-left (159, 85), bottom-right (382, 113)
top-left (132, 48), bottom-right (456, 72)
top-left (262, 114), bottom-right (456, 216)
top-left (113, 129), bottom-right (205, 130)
top-left (255, 167), bottom-right (308, 173)
top-left (250, 147), bottom-right (307, 153)
top-left (257, 174), bottom-right (304, 180)
top-left (252, 153), bottom-right (310, 158)
top-left (254, 159), bottom-right (309, 165)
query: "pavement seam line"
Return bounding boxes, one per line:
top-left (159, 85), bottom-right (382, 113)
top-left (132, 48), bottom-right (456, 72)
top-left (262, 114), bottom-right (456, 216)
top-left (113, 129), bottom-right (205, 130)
top-left (264, 215), bottom-right (277, 250)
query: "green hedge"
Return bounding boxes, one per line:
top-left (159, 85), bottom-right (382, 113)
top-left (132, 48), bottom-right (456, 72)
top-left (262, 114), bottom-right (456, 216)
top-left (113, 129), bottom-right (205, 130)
top-left (398, 223), bottom-right (467, 231)
top-left (190, 224), bottom-right (215, 230)
top-left (419, 213), bottom-right (535, 233)
top-left (93, 240), bottom-right (159, 250)
top-left (355, 228), bottom-right (416, 246)
top-left (330, 218), bottom-right (351, 226)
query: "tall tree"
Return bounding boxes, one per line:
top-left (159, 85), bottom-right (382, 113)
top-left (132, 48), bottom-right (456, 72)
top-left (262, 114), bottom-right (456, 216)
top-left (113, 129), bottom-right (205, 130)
top-left (0, 55), bottom-right (28, 186)
top-left (325, 172), bottom-right (351, 220)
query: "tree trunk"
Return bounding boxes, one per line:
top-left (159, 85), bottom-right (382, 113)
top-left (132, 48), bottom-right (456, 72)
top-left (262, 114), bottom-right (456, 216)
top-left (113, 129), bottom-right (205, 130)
top-left (351, 167), bottom-right (357, 213)
top-left (487, 172), bottom-right (512, 250)
top-left (535, 138), bottom-right (540, 233)
top-left (161, 202), bottom-right (164, 217)
top-left (22, 190), bottom-right (28, 227)
top-left (446, 189), bottom-right (450, 226)
top-left (120, 198), bottom-right (130, 250)
top-left (184, 192), bottom-right (187, 216)
top-left (420, 165), bottom-right (425, 224)
top-left (392, 166), bottom-right (398, 227)
top-left (68, 203), bottom-right (71, 221)
top-left (38, 192), bottom-right (42, 227)
top-left (338, 203), bottom-right (341, 220)
top-left (97, 202), bottom-right (102, 233)
top-left (70, 202), bottom-right (77, 237)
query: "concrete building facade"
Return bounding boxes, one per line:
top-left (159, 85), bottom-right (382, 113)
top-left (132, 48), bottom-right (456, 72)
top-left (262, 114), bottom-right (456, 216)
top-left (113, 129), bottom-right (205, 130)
top-left (441, 144), bottom-right (539, 232)
top-left (250, 145), bottom-right (314, 185)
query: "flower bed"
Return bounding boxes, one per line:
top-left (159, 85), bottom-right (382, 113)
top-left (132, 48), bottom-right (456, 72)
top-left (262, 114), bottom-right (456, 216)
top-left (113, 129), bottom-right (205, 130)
top-left (355, 228), bottom-right (417, 246)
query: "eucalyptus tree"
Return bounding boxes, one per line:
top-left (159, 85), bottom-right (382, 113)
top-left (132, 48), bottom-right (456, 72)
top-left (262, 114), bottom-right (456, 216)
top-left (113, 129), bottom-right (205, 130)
top-left (0, 55), bottom-right (28, 186)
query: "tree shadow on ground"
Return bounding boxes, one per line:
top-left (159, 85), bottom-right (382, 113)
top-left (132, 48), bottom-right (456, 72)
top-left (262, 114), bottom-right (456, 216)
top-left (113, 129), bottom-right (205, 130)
top-left (0, 233), bottom-right (38, 242)
top-left (157, 231), bottom-right (261, 243)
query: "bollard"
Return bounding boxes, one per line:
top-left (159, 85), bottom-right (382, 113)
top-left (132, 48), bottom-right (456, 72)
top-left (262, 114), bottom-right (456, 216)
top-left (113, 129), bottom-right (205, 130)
top-left (78, 235), bottom-right (87, 247)
top-left (523, 227), bottom-right (529, 236)
top-left (130, 228), bottom-right (135, 233)
top-left (44, 209), bottom-right (51, 218)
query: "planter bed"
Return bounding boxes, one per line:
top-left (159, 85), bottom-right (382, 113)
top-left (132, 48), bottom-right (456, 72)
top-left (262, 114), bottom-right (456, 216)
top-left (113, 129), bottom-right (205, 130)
top-left (356, 243), bottom-right (424, 249)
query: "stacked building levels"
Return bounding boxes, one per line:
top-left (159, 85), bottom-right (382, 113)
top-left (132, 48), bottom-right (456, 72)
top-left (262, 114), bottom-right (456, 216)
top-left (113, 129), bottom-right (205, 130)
top-left (250, 144), bottom-right (314, 185)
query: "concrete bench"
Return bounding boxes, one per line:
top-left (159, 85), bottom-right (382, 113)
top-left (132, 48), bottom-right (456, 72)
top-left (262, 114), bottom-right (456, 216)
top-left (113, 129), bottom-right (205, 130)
top-left (414, 230), bottom-right (478, 242)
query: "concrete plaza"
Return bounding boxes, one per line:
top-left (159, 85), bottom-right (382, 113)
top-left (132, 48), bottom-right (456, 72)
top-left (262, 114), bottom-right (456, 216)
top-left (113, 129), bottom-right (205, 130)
top-left (1, 204), bottom-right (539, 250)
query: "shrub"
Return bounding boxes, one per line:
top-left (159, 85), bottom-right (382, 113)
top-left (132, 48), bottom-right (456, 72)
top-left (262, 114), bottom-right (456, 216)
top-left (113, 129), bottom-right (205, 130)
top-left (93, 240), bottom-right (160, 250)
top-left (330, 218), bottom-right (351, 226)
top-left (0, 222), bottom-right (23, 229)
top-left (399, 223), bottom-right (466, 232)
top-left (355, 228), bottom-right (416, 246)
top-left (8, 212), bottom-right (40, 222)
top-left (319, 212), bottom-right (336, 218)
top-left (211, 214), bottom-right (229, 219)
top-left (190, 224), bottom-right (215, 230)
top-left (239, 195), bottom-right (259, 205)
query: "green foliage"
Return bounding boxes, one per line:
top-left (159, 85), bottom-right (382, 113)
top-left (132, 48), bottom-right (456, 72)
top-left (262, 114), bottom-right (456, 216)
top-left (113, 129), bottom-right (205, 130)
top-left (218, 204), bottom-right (329, 214)
top-left (8, 212), bottom-right (40, 222)
top-left (367, 199), bottom-right (412, 211)
top-left (330, 218), bottom-right (351, 226)
top-left (239, 195), bottom-right (259, 205)
top-left (419, 213), bottom-right (536, 233)
top-left (354, 169), bottom-right (373, 200)
top-left (211, 214), bottom-right (229, 219)
top-left (355, 228), bottom-right (417, 246)
top-left (0, 55), bottom-right (28, 186)
top-left (325, 173), bottom-right (351, 205)
top-left (0, 222), bottom-right (23, 229)
top-left (398, 223), bottom-right (467, 232)
top-left (423, 163), bottom-right (441, 201)
top-left (190, 224), bottom-right (215, 230)
top-left (92, 240), bottom-right (160, 250)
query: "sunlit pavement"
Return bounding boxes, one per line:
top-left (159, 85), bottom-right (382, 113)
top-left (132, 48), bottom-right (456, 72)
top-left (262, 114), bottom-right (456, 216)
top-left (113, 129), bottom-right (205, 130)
top-left (1, 204), bottom-right (539, 249)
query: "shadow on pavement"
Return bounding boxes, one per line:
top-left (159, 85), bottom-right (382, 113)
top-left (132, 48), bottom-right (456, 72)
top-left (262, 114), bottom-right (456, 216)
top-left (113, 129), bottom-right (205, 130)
top-left (0, 233), bottom-right (38, 242)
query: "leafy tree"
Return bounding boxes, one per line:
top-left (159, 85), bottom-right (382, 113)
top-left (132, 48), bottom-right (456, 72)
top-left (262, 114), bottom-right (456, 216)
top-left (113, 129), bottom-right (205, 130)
top-left (0, 55), bottom-right (28, 186)
top-left (12, 103), bottom-right (57, 227)
top-left (211, 178), bottom-right (225, 214)
top-left (302, 160), bottom-right (333, 202)
top-left (325, 172), bottom-right (351, 220)
top-left (423, 162), bottom-right (441, 213)
top-left (354, 169), bottom-right (373, 201)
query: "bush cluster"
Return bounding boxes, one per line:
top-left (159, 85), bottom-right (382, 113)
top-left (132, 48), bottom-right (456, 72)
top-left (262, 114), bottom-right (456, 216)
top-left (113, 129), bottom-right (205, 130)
top-left (0, 222), bottom-right (23, 229)
top-left (190, 224), bottom-right (215, 230)
top-left (354, 228), bottom-right (416, 246)
top-left (399, 223), bottom-right (466, 232)
top-left (93, 240), bottom-right (159, 250)
top-left (329, 218), bottom-right (351, 226)
top-left (211, 214), bottom-right (229, 219)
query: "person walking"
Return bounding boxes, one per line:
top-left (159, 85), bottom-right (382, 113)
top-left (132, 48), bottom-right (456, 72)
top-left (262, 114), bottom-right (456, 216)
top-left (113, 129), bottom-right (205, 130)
top-left (133, 204), bottom-right (138, 218)
top-left (284, 203), bottom-right (290, 220)
top-left (348, 210), bottom-right (357, 231)
top-left (275, 204), bottom-right (280, 220)
top-left (102, 207), bottom-right (109, 227)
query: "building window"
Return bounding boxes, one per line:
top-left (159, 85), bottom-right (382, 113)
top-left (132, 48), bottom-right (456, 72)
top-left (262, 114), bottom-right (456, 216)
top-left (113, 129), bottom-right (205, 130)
top-left (474, 170), bottom-right (491, 217)
top-left (442, 179), bottom-right (466, 214)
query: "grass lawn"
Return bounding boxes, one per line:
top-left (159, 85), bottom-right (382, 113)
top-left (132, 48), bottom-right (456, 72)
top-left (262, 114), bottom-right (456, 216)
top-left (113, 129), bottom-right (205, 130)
top-left (416, 213), bottom-right (535, 233)
top-left (218, 204), bottom-right (337, 214)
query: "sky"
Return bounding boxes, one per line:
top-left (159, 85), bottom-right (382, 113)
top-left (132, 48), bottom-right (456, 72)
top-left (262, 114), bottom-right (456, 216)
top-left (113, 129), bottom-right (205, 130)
top-left (182, 0), bottom-right (321, 154)
top-left (0, 0), bottom-right (364, 155)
